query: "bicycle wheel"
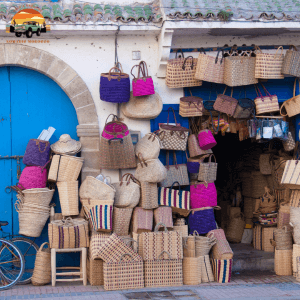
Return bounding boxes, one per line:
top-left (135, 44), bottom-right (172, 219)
top-left (0, 239), bottom-right (24, 290)
top-left (10, 238), bottom-right (38, 285)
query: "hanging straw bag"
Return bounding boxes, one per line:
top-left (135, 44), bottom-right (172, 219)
top-left (121, 92), bottom-right (162, 120)
top-left (166, 50), bottom-right (202, 88)
top-left (31, 242), bottom-right (51, 286)
top-left (23, 139), bottom-right (50, 167)
top-left (254, 83), bottom-right (280, 114)
top-left (112, 173), bottom-right (140, 208)
top-left (100, 65), bottom-right (130, 103)
top-left (187, 156), bottom-right (208, 174)
top-left (284, 132), bottom-right (296, 152)
top-left (213, 86), bottom-right (238, 116)
top-left (135, 132), bottom-right (161, 160)
top-left (198, 129), bottom-right (217, 150)
top-left (224, 50), bottom-right (258, 87)
top-left (195, 49), bottom-right (224, 84)
top-left (139, 182), bottom-right (158, 209)
top-left (280, 79), bottom-right (300, 117)
top-left (179, 89), bottom-right (204, 117)
top-left (158, 107), bottom-right (189, 151)
top-left (99, 114), bottom-right (136, 169)
top-left (134, 153), bottom-right (167, 183)
top-left (160, 151), bottom-right (189, 187)
top-left (282, 45), bottom-right (300, 77)
top-left (190, 181), bottom-right (217, 209)
top-left (198, 154), bottom-right (217, 182)
top-left (233, 97), bottom-right (255, 119)
top-left (255, 46), bottom-right (284, 79)
top-left (131, 61), bottom-right (155, 97)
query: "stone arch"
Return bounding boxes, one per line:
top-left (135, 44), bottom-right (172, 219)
top-left (0, 43), bottom-right (100, 179)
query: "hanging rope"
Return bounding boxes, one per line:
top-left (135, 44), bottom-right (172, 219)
top-left (115, 25), bottom-right (120, 68)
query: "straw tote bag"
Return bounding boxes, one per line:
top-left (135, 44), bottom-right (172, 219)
top-left (255, 46), bottom-right (285, 79)
top-left (195, 49), bottom-right (224, 84)
top-left (134, 153), bottom-right (167, 183)
top-left (100, 65), bottom-right (130, 103)
top-left (99, 114), bottom-right (136, 169)
top-left (179, 89), bottom-right (204, 117)
top-left (224, 51), bottom-right (258, 87)
top-left (166, 50), bottom-right (202, 88)
top-left (198, 154), bottom-right (218, 182)
top-left (254, 84), bottom-right (279, 114)
top-left (233, 97), bottom-right (255, 119)
top-left (160, 151), bottom-right (189, 187)
top-left (158, 107), bottom-right (189, 151)
top-left (135, 132), bottom-right (161, 160)
top-left (121, 92), bottom-right (162, 119)
top-left (112, 173), bottom-right (140, 208)
top-left (131, 61), bottom-right (155, 97)
top-left (283, 132), bottom-right (296, 152)
top-left (280, 79), bottom-right (300, 117)
top-left (190, 181), bottom-right (217, 209)
top-left (282, 45), bottom-right (300, 77)
top-left (213, 86), bottom-right (238, 116)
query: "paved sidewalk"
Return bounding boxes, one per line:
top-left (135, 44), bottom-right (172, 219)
top-left (1, 272), bottom-right (300, 300)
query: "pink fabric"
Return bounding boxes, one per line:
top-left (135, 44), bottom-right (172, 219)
top-left (18, 166), bottom-right (47, 190)
top-left (190, 182), bottom-right (217, 209)
top-left (198, 130), bottom-right (217, 150)
top-left (132, 78), bottom-right (155, 97)
top-left (102, 122), bottom-right (129, 139)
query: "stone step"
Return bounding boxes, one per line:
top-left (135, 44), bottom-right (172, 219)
top-left (231, 243), bottom-right (274, 272)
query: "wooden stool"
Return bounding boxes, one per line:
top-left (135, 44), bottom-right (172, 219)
top-left (51, 247), bottom-right (87, 286)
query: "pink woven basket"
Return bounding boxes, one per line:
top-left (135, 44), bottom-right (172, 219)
top-left (190, 182), bottom-right (217, 209)
top-left (102, 114), bottom-right (129, 139)
top-left (18, 166), bottom-right (47, 190)
top-left (198, 130), bottom-right (217, 150)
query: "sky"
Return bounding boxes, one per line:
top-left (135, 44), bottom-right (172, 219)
top-left (11, 9), bottom-right (45, 25)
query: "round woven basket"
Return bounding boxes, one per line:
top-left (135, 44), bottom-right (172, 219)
top-left (18, 211), bottom-right (49, 237)
top-left (134, 133), bottom-right (161, 161)
top-left (57, 181), bottom-right (79, 216)
top-left (275, 249), bottom-right (293, 276)
top-left (21, 188), bottom-right (55, 206)
top-left (273, 226), bottom-right (293, 250)
top-left (48, 155), bottom-right (60, 182)
top-left (293, 244), bottom-right (300, 277)
top-left (32, 242), bottom-right (51, 286)
top-left (195, 235), bottom-right (217, 257)
top-left (183, 257), bottom-right (200, 285)
top-left (57, 155), bottom-right (84, 182)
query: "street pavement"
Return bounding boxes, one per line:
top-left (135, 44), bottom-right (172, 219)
top-left (1, 271), bottom-right (300, 300)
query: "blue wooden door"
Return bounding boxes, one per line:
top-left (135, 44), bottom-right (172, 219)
top-left (0, 66), bottom-right (79, 246)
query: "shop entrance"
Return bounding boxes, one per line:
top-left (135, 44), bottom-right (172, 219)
top-left (0, 66), bottom-right (79, 244)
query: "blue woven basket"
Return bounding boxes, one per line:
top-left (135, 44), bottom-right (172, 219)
top-left (188, 208), bottom-right (217, 235)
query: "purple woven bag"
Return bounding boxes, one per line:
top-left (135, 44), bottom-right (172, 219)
top-left (187, 161), bottom-right (200, 173)
top-left (188, 208), bottom-right (217, 234)
top-left (23, 139), bottom-right (50, 167)
top-left (100, 67), bottom-right (130, 103)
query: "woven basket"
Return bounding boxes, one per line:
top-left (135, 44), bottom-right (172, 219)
top-left (291, 223), bottom-right (300, 245)
top-left (166, 54), bottom-right (202, 88)
top-left (135, 133), bottom-right (161, 161)
top-left (208, 229), bottom-right (233, 260)
top-left (183, 257), bottom-right (200, 285)
top-left (195, 51), bottom-right (224, 84)
top-left (251, 172), bottom-right (269, 198)
top-left (21, 188), bottom-right (54, 206)
top-left (173, 225), bottom-right (188, 237)
top-left (259, 153), bottom-right (272, 175)
top-left (255, 46), bottom-right (284, 79)
top-left (229, 207), bottom-right (241, 219)
top-left (139, 182), bottom-right (158, 209)
top-left (144, 251), bottom-right (183, 287)
top-left (57, 155), bottom-right (84, 182)
top-left (31, 242), bottom-right (51, 286)
top-left (275, 249), bottom-right (293, 276)
top-left (183, 236), bottom-right (195, 257)
top-left (87, 256), bottom-right (103, 286)
top-left (179, 94), bottom-right (204, 117)
top-left (175, 218), bottom-right (186, 226)
top-left (90, 232), bottom-right (111, 260)
top-left (293, 244), bottom-right (300, 277)
top-left (103, 253), bottom-right (144, 291)
top-left (212, 259), bottom-right (233, 283)
top-left (244, 197), bottom-right (254, 219)
top-left (290, 190), bottom-right (300, 208)
top-left (262, 227), bottom-right (275, 253)
top-left (280, 79), bottom-right (300, 117)
top-left (154, 206), bottom-right (173, 229)
top-left (112, 207), bottom-right (133, 236)
top-left (226, 213), bottom-right (245, 243)
top-left (57, 181), bottom-right (79, 216)
top-left (278, 203), bottom-right (291, 229)
top-left (195, 235), bottom-right (217, 257)
top-left (48, 155), bottom-right (60, 182)
top-left (224, 53), bottom-right (258, 87)
top-left (290, 207), bottom-right (300, 226)
top-left (297, 257), bottom-right (300, 282)
top-left (253, 224), bottom-right (263, 250)
top-left (79, 176), bottom-right (116, 200)
top-left (282, 45), bottom-right (300, 77)
top-left (273, 226), bottom-right (293, 250)
top-left (198, 255), bottom-right (214, 283)
top-left (132, 207), bottom-right (153, 233)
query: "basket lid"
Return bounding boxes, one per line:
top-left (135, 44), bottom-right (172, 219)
top-left (51, 134), bottom-right (81, 155)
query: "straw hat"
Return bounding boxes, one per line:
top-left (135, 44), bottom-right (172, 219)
top-left (51, 134), bottom-right (81, 155)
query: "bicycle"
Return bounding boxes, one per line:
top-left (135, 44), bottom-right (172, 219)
top-left (0, 221), bottom-right (25, 290)
top-left (0, 222), bottom-right (39, 286)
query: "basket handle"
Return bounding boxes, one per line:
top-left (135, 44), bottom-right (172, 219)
top-left (171, 181), bottom-right (181, 192)
top-left (193, 230), bottom-right (199, 236)
top-left (154, 222), bottom-right (168, 232)
top-left (167, 107), bottom-right (178, 126)
top-left (270, 239), bottom-right (276, 247)
top-left (274, 46), bottom-right (284, 58)
top-left (39, 242), bottom-right (50, 252)
top-left (119, 253), bottom-right (134, 262)
top-left (157, 250), bottom-right (172, 260)
top-left (182, 56), bottom-right (194, 70)
top-left (280, 103), bottom-right (288, 117)
top-left (137, 153), bottom-right (147, 168)
top-left (36, 140), bottom-right (49, 153)
top-left (215, 49), bottom-right (224, 65)
top-left (175, 49), bottom-right (184, 59)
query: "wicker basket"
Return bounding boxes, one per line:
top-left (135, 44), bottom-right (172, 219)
top-left (103, 253), bottom-right (144, 291)
top-left (195, 235), bottom-right (217, 257)
top-left (139, 182), bottom-right (158, 209)
top-left (132, 207), bottom-right (153, 233)
top-left (57, 155), bottom-right (84, 182)
top-left (173, 225), bottom-right (188, 237)
top-left (226, 213), bottom-right (245, 243)
top-left (282, 45), bottom-right (300, 77)
top-left (262, 227), bottom-right (275, 253)
top-left (255, 46), bottom-right (285, 79)
top-left (291, 223), bottom-right (300, 245)
top-left (90, 232), bottom-right (111, 260)
top-left (293, 244), bottom-right (300, 277)
top-left (208, 229), bottom-right (233, 260)
top-left (273, 226), bottom-right (293, 250)
top-left (290, 207), bottom-right (300, 227)
top-left (154, 206), bottom-right (173, 229)
top-left (87, 256), bottom-right (103, 286)
top-left (31, 242), bottom-right (51, 286)
top-left (278, 203), bottom-right (291, 229)
top-left (212, 258), bottom-right (233, 283)
top-left (251, 171), bottom-right (269, 198)
top-left (57, 181), bottom-right (79, 216)
top-left (297, 257), bottom-right (300, 282)
top-left (144, 251), bottom-right (183, 287)
top-left (198, 255), bottom-right (214, 283)
top-left (112, 207), bottom-right (133, 236)
top-left (174, 218), bottom-right (186, 226)
top-left (183, 257), bottom-right (200, 285)
top-left (275, 249), bottom-right (293, 276)
top-left (183, 236), bottom-right (195, 257)
top-left (253, 224), bottom-right (263, 250)
top-left (280, 79), bottom-right (300, 118)
top-left (21, 188), bottom-right (55, 206)
top-left (48, 155), bottom-right (60, 182)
